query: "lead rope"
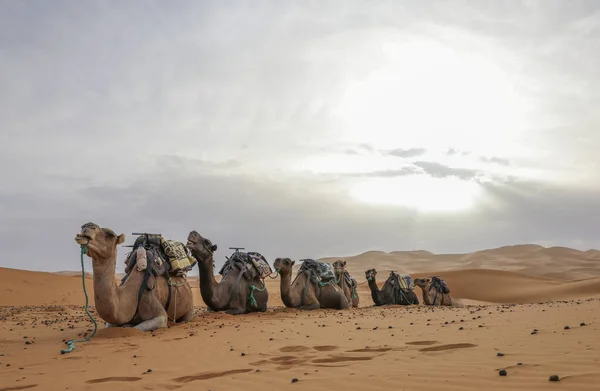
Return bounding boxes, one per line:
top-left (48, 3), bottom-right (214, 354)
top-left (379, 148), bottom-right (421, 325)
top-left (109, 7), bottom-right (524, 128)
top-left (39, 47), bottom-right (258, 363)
top-left (60, 243), bottom-right (98, 354)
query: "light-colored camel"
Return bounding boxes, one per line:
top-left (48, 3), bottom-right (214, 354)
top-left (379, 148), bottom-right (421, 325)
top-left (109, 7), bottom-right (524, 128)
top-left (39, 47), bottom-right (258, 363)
top-left (74, 222), bottom-right (194, 331)
top-left (273, 258), bottom-right (349, 310)
top-left (186, 230), bottom-right (268, 315)
top-left (332, 260), bottom-right (359, 308)
top-left (414, 278), bottom-right (452, 306)
top-left (364, 269), bottom-right (419, 306)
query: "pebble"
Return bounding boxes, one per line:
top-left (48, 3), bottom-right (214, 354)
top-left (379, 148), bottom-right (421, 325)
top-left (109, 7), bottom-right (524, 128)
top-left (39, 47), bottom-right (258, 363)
top-left (291, 378), bottom-right (299, 383)
top-left (499, 370), bottom-right (507, 376)
top-left (241, 352), bottom-right (246, 356)
top-left (564, 326), bottom-right (570, 330)
top-left (549, 375), bottom-right (560, 382)
top-left (497, 352), bottom-right (504, 357)
top-left (580, 322), bottom-right (586, 326)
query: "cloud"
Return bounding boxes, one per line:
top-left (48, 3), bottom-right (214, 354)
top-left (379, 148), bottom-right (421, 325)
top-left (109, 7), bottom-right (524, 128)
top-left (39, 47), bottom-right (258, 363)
top-left (412, 161), bottom-right (480, 180)
top-left (385, 148), bottom-right (427, 158)
top-left (339, 167), bottom-right (419, 178)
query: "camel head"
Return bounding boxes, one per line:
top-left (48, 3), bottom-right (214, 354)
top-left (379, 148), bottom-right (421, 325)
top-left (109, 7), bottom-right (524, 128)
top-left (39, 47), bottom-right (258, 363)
top-left (413, 278), bottom-right (430, 288)
top-left (273, 257), bottom-right (294, 275)
top-left (186, 230), bottom-right (218, 264)
top-left (74, 222), bottom-right (125, 260)
top-left (333, 260), bottom-right (347, 275)
top-left (365, 268), bottom-right (377, 281)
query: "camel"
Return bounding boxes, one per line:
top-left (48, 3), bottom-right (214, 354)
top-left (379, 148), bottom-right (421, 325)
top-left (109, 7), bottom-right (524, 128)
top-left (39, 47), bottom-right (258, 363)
top-left (273, 258), bottom-right (349, 310)
top-left (74, 222), bottom-right (194, 331)
top-left (414, 278), bottom-right (452, 306)
top-left (364, 269), bottom-right (419, 306)
top-left (186, 230), bottom-right (268, 315)
top-left (332, 260), bottom-right (359, 308)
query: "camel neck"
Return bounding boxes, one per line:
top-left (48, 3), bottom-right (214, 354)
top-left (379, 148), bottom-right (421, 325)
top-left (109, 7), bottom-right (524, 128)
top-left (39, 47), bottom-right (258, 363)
top-left (196, 255), bottom-right (222, 309)
top-left (367, 278), bottom-right (382, 305)
top-left (279, 271), bottom-right (296, 308)
top-left (91, 253), bottom-right (120, 322)
top-left (336, 270), bottom-right (346, 290)
top-left (420, 284), bottom-right (434, 305)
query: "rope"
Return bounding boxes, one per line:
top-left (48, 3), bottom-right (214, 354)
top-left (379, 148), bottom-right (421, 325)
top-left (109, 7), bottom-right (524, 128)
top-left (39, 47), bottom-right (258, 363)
top-left (248, 280), bottom-right (266, 308)
top-left (167, 277), bottom-right (186, 322)
top-left (60, 244), bottom-right (98, 354)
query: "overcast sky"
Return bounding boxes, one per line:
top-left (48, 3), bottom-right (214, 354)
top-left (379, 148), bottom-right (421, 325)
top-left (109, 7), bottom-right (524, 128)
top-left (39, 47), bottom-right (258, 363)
top-left (2, 1), bottom-right (600, 272)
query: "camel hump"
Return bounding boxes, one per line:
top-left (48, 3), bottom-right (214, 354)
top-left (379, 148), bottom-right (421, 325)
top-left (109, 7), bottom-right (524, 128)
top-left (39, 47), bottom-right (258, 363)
top-left (430, 276), bottom-right (451, 294)
top-left (219, 251), bottom-right (273, 280)
top-left (298, 259), bottom-right (336, 282)
top-left (389, 272), bottom-right (415, 291)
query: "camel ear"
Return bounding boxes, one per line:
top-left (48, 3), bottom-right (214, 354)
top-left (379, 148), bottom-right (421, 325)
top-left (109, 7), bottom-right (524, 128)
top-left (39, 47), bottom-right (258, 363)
top-left (291, 260), bottom-right (295, 266)
top-left (426, 278), bottom-right (430, 283)
top-left (117, 234), bottom-right (126, 245)
top-left (211, 244), bottom-right (218, 252)
top-left (343, 260), bottom-right (347, 266)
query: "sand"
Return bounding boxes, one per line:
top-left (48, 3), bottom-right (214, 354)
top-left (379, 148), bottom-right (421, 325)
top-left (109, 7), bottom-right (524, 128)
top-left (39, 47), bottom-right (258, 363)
top-left (1, 244), bottom-right (600, 390)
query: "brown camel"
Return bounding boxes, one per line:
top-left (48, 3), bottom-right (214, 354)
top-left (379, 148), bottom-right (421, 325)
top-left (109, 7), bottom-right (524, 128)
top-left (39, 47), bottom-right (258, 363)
top-left (186, 230), bottom-right (268, 315)
top-left (273, 258), bottom-right (349, 310)
top-left (74, 222), bottom-right (194, 331)
top-left (364, 269), bottom-right (419, 306)
top-left (414, 278), bottom-right (452, 306)
top-left (332, 260), bottom-right (359, 308)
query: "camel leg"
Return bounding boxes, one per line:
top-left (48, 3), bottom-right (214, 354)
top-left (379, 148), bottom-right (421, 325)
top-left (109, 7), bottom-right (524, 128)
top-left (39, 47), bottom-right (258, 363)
top-left (178, 309), bottom-right (195, 323)
top-left (298, 285), bottom-right (320, 310)
top-left (338, 291), bottom-right (349, 310)
top-left (105, 322), bottom-right (115, 328)
top-left (133, 315), bottom-right (168, 331)
top-left (225, 289), bottom-right (247, 315)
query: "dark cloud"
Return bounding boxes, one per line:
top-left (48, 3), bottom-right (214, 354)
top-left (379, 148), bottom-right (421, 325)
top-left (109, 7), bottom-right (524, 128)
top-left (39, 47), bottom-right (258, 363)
top-left (339, 167), bottom-right (419, 178)
top-left (2, 163), bottom-right (600, 273)
top-left (386, 148), bottom-right (427, 158)
top-left (412, 161), bottom-right (480, 180)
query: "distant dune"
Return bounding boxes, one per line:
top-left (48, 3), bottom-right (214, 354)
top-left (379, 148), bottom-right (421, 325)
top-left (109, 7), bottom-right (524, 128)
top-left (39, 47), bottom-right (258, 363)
top-left (2, 243), bottom-right (600, 307)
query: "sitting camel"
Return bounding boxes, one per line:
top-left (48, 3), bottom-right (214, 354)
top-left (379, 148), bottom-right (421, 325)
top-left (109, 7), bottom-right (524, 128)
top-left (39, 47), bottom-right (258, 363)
top-left (364, 269), bottom-right (419, 306)
top-left (414, 277), bottom-right (452, 306)
top-left (332, 260), bottom-right (359, 308)
top-left (186, 230), bottom-right (268, 315)
top-left (74, 222), bottom-right (194, 331)
top-left (273, 258), bottom-right (349, 310)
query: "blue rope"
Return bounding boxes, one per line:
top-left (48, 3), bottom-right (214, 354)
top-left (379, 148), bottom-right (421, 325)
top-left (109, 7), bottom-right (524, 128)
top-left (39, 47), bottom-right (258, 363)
top-left (60, 245), bottom-right (98, 354)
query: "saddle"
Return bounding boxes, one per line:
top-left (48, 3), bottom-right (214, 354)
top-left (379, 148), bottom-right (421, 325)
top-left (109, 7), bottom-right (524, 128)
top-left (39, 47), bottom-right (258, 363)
top-left (219, 251), bottom-right (272, 280)
top-left (123, 234), bottom-right (196, 278)
top-left (429, 276), bottom-right (450, 294)
top-left (388, 271), bottom-right (414, 291)
top-left (298, 259), bottom-right (335, 284)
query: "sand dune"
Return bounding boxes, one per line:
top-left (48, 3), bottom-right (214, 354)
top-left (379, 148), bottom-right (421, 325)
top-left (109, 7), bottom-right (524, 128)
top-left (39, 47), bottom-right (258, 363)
top-left (1, 244), bottom-right (600, 390)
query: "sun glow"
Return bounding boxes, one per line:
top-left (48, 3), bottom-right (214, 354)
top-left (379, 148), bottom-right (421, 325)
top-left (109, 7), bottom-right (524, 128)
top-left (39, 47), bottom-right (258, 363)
top-left (350, 175), bottom-right (481, 212)
top-left (332, 37), bottom-right (531, 156)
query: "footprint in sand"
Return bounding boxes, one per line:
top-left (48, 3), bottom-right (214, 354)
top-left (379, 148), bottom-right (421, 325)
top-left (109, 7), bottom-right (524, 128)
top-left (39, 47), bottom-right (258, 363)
top-left (312, 345), bottom-right (338, 352)
top-left (279, 345), bottom-right (311, 353)
top-left (312, 355), bottom-right (374, 364)
top-left (0, 385), bottom-right (39, 391)
top-left (349, 347), bottom-right (392, 353)
top-left (419, 343), bottom-right (477, 352)
top-left (85, 377), bottom-right (142, 384)
top-left (406, 340), bottom-right (438, 346)
top-left (173, 369), bottom-right (252, 383)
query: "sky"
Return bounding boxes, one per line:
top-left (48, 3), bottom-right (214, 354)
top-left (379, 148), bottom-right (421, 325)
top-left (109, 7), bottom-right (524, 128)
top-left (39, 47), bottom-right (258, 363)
top-left (1, 0), bottom-right (600, 272)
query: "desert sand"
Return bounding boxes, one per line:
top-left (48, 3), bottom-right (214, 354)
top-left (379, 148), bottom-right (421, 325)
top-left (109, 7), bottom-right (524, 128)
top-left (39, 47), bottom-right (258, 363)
top-left (1, 244), bottom-right (600, 390)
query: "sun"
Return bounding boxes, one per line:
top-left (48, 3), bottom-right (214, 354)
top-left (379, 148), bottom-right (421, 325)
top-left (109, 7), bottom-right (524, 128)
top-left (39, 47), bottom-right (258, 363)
top-left (349, 175), bottom-right (481, 212)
